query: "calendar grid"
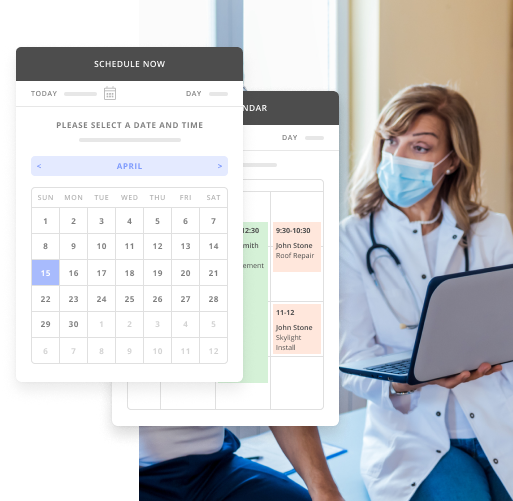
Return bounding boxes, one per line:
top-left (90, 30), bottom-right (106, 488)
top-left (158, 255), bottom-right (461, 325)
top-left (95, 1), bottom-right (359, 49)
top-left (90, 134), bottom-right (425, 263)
top-left (141, 207), bottom-right (144, 364)
top-left (131, 182), bottom-right (326, 411)
top-left (114, 207), bottom-right (117, 363)
top-left (169, 208), bottom-right (172, 364)
top-left (58, 208), bottom-right (61, 364)
top-left (198, 208), bottom-right (201, 344)
top-left (86, 209), bottom-right (89, 363)
top-left (31, 188), bottom-right (229, 366)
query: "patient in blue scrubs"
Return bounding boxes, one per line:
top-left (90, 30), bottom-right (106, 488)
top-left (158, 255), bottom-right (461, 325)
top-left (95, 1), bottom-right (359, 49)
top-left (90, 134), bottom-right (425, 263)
top-left (139, 426), bottom-right (344, 501)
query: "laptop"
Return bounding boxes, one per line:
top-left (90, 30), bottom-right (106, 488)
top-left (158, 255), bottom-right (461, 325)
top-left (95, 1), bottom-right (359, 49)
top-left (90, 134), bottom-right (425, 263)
top-left (339, 264), bottom-right (513, 385)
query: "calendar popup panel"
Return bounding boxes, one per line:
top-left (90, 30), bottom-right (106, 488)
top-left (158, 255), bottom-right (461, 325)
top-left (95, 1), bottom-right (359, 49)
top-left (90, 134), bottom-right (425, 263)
top-left (17, 48), bottom-right (243, 382)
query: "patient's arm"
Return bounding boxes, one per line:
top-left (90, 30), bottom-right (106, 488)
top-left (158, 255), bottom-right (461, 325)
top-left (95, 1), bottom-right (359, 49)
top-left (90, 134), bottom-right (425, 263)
top-left (270, 427), bottom-right (344, 501)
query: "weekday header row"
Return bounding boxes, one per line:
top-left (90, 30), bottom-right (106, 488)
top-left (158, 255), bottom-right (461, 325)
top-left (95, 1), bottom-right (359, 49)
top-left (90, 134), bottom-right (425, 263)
top-left (32, 188), bottom-right (228, 208)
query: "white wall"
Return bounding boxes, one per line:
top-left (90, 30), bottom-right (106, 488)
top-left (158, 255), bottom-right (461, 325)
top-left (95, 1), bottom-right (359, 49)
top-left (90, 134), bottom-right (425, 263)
top-left (0, 0), bottom-right (216, 47)
top-left (244, 0), bottom-right (331, 90)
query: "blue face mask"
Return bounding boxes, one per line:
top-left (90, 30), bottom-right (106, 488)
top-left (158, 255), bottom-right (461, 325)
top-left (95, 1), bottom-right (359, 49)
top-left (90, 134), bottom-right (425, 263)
top-left (377, 151), bottom-right (453, 208)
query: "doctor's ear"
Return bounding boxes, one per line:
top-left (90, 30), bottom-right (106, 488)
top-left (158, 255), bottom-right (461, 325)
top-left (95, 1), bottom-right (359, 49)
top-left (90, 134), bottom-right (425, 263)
top-left (446, 153), bottom-right (461, 174)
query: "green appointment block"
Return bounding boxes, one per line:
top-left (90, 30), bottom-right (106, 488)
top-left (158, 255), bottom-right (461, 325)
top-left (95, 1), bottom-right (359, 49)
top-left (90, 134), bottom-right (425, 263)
top-left (239, 222), bottom-right (269, 383)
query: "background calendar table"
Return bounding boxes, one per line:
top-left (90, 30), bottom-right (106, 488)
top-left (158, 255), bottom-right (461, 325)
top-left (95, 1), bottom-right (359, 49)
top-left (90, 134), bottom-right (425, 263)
top-left (31, 187), bottom-right (229, 366)
top-left (112, 90), bottom-right (340, 423)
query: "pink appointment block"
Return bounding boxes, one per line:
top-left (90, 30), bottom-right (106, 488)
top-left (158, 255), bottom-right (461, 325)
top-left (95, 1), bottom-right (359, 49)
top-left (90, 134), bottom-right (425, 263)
top-left (273, 222), bottom-right (321, 272)
top-left (273, 303), bottom-right (321, 355)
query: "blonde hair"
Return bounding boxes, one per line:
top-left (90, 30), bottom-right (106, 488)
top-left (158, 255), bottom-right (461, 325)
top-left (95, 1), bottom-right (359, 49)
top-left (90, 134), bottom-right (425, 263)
top-left (349, 84), bottom-right (488, 237)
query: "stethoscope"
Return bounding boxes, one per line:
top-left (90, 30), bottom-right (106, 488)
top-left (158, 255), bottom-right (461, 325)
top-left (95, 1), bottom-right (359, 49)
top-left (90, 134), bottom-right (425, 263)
top-left (366, 211), bottom-right (469, 329)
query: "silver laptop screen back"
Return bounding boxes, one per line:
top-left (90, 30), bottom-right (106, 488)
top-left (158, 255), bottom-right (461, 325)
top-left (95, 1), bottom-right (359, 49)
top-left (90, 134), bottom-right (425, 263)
top-left (413, 267), bottom-right (513, 382)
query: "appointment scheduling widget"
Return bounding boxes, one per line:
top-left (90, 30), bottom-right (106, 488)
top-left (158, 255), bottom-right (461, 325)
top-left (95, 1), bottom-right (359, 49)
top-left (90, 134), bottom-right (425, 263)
top-left (113, 91), bottom-right (339, 425)
top-left (16, 47), bottom-right (243, 383)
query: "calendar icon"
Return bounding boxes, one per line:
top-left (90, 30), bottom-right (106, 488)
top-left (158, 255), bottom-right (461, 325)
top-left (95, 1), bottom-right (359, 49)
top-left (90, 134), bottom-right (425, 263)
top-left (104, 86), bottom-right (116, 100)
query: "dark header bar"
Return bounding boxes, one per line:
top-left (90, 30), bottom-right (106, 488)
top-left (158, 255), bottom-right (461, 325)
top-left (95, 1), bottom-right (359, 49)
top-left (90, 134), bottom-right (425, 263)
top-left (17, 47), bottom-right (242, 81)
top-left (243, 91), bottom-right (339, 125)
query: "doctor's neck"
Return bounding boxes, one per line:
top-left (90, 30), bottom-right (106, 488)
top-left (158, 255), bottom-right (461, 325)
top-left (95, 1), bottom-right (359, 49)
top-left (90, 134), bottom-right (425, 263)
top-left (393, 190), bottom-right (443, 235)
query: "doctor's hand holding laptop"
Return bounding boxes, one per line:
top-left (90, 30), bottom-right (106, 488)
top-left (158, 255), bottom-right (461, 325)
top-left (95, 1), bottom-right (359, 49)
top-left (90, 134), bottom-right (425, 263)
top-left (340, 263), bottom-right (513, 392)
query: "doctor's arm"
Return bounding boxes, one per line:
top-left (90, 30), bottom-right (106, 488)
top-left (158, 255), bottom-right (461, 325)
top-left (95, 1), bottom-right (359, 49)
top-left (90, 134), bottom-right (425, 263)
top-left (339, 226), bottom-right (400, 411)
top-left (270, 427), bottom-right (344, 501)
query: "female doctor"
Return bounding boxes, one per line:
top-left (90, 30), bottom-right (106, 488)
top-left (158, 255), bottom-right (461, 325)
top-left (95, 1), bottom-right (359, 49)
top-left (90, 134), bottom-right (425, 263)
top-left (339, 84), bottom-right (513, 501)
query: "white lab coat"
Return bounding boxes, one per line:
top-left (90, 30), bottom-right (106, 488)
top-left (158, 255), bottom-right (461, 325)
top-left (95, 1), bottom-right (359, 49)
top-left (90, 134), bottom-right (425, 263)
top-left (339, 200), bottom-right (513, 501)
